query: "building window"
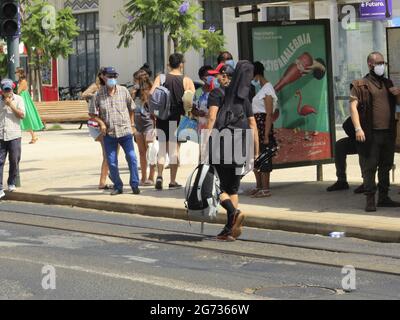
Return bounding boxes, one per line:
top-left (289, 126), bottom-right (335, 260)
top-left (203, 0), bottom-right (223, 66)
top-left (68, 12), bottom-right (99, 89)
top-left (146, 25), bottom-right (165, 76)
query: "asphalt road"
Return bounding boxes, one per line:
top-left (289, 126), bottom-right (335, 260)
top-left (0, 201), bottom-right (399, 300)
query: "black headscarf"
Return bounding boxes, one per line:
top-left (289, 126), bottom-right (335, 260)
top-left (225, 60), bottom-right (254, 103)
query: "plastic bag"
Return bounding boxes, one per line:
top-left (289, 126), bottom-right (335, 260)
top-left (176, 115), bottom-right (198, 143)
top-left (147, 140), bottom-right (159, 166)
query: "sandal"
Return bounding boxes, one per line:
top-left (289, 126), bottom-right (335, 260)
top-left (29, 138), bottom-right (38, 144)
top-left (169, 182), bottom-right (182, 190)
top-left (140, 180), bottom-right (154, 186)
top-left (245, 188), bottom-right (260, 196)
top-left (251, 189), bottom-right (272, 198)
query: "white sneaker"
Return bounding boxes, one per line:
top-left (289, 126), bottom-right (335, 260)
top-left (0, 190), bottom-right (5, 199)
top-left (8, 185), bottom-right (16, 192)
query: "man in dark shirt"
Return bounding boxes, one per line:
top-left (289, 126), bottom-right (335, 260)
top-left (350, 52), bottom-right (400, 212)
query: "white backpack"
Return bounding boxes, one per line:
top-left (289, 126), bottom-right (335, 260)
top-left (184, 164), bottom-right (221, 222)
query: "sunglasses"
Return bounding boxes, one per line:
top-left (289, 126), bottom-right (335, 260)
top-left (105, 74), bottom-right (118, 79)
top-left (375, 61), bottom-right (388, 66)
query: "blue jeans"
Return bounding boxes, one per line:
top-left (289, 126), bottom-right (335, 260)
top-left (0, 138), bottom-right (21, 190)
top-left (104, 134), bottom-right (139, 191)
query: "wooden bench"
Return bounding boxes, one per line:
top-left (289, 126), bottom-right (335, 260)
top-left (35, 100), bottom-right (89, 128)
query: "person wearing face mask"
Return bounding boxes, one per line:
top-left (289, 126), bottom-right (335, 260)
top-left (131, 68), bottom-right (156, 186)
top-left (89, 67), bottom-right (140, 196)
top-left (350, 52), bottom-right (400, 212)
top-left (191, 65), bottom-right (213, 134)
top-left (217, 51), bottom-right (234, 67)
top-left (248, 61), bottom-right (278, 198)
top-left (0, 79), bottom-right (25, 199)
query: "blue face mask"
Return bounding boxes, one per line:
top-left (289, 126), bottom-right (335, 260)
top-left (213, 78), bottom-right (221, 89)
top-left (225, 60), bottom-right (235, 69)
top-left (252, 79), bottom-right (262, 90)
top-left (106, 78), bottom-right (117, 88)
top-left (206, 76), bottom-right (221, 89)
top-left (205, 76), bottom-right (214, 86)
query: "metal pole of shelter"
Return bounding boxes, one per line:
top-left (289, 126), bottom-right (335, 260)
top-left (7, 36), bottom-right (21, 187)
top-left (308, 0), bottom-right (324, 181)
top-left (252, 4), bottom-right (259, 22)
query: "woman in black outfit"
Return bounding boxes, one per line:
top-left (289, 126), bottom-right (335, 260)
top-left (150, 53), bottom-right (195, 190)
top-left (206, 62), bottom-right (259, 241)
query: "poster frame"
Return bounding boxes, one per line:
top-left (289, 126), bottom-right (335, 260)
top-left (238, 19), bottom-right (336, 170)
top-left (386, 26), bottom-right (400, 86)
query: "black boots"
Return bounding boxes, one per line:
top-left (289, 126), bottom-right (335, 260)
top-left (327, 181), bottom-right (349, 192)
top-left (377, 195), bottom-right (400, 208)
top-left (354, 184), bottom-right (365, 194)
top-left (365, 193), bottom-right (400, 211)
top-left (365, 194), bottom-right (376, 212)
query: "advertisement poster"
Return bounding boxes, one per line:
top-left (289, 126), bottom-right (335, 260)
top-left (239, 20), bottom-right (334, 168)
top-left (387, 27), bottom-right (400, 87)
top-left (360, 0), bottom-right (392, 20)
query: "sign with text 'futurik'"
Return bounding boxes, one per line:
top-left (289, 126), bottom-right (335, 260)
top-left (360, 0), bottom-right (392, 20)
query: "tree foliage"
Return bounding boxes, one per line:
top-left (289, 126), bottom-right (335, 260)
top-left (0, 41), bottom-right (8, 77)
top-left (19, 0), bottom-right (79, 99)
top-left (118, 0), bottom-right (225, 57)
top-left (21, 0), bottom-right (79, 64)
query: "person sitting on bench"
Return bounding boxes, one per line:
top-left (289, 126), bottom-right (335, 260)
top-left (327, 117), bottom-right (364, 193)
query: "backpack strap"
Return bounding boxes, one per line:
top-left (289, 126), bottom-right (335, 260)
top-left (211, 166), bottom-right (221, 197)
top-left (185, 165), bottom-right (201, 228)
top-left (184, 165), bottom-right (199, 203)
top-left (197, 165), bottom-right (210, 203)
top-left (160, 74), bottom-right (166, 87)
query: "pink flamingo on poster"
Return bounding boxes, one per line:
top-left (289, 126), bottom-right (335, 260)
top-left (295, 89), bottom-right (317, 139)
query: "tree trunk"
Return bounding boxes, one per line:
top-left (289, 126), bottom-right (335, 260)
top-left (32, 67), bottom-right (38, 101)
top-left (27, 49), bottom-right (33, 98)
top-left (34, 51), bottom-right (42, 102)
top-left (167, 34), bottom-right (172, 59)
top-left (172, 37), bottom-right (179, 53)
top-left (36, 66), bottom-right (42, 102)
top-left (37, 66), bottom-right (43, 102)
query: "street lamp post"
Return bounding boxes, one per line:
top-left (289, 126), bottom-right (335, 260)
top-left (1, 0), bottom-right (21, 186)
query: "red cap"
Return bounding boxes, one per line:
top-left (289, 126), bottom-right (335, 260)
top-left (208, 63), bottom-right (225, 75)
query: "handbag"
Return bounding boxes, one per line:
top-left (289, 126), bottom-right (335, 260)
top-left (177, 115), bottom-right (198, 143)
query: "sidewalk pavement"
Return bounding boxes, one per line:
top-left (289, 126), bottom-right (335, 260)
top-left (2, 125), bottom-right (400, 242)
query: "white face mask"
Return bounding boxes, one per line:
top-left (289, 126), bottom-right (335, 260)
top-left (374, 64), bottom-right (385, 77)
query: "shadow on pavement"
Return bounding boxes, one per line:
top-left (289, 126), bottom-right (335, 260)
top-left (141, 233), bottom-right (207, 243)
